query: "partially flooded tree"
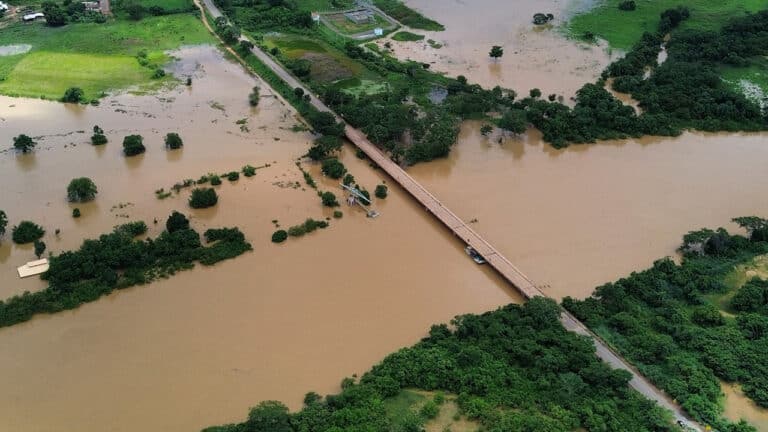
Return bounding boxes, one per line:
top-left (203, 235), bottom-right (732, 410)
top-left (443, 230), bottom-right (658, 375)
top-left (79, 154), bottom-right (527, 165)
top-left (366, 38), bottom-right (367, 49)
top-left (165, 132), bottom-right (183, 150)
top-left (67, 177), bottom-right (98, 202)
top-left (0, 210), bottom-right (7, 238)
top-left (489, 45), bottom-right (504, 61)
top-left (122, 135), bottom-right (146, 156)
top-left (249, 87), bottom-right (260, 107)
top-left (34, 240), bottom-right (46, 259)
top-left (13, 134), bottom-right (36, 153)
top-left (62, 87), bottom-right (84, 103)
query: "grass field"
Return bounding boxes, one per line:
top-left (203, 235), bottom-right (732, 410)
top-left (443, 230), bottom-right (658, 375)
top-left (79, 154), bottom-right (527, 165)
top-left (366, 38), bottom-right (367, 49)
top-left (0, 14), bottom-right (213, 99)
top-left (136, 0), bottom-right (193, 9)
top-left (324, 11), bottom-right (390, 34)
top-left (566, 0), bottom-right (768, 50)
top-left (294, 0), bottom-right (354, 12)
top-left (721, 58), bottom-right (768, 106)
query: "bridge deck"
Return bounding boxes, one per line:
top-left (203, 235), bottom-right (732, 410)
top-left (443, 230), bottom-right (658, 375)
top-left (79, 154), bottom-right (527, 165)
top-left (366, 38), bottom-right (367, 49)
top-left (344, 127), bottom-right (544, 300)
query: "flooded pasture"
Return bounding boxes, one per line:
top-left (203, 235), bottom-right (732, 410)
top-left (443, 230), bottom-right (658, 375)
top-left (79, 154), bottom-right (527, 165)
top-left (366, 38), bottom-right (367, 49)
top-left (381, 0), bottom-right (613, 98)
top-left (0, 45), bottom-right (515, 432)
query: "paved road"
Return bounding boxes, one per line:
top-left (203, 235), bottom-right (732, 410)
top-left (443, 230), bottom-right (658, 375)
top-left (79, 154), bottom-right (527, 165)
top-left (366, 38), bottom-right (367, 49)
top-left (196, 1), bottom-right (702, 430)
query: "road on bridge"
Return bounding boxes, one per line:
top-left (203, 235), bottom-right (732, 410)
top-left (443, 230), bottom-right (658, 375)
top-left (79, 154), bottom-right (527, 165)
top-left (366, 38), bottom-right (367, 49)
top-left (196, 1), bottom-right (702, 429)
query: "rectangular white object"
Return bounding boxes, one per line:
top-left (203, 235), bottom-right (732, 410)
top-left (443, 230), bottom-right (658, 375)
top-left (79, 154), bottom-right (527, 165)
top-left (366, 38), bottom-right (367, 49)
top-left (17, 259), bottom-right (49, 278)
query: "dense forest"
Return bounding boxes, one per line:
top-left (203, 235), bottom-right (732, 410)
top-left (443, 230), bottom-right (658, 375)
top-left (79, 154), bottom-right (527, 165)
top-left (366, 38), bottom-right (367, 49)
top-left (564, 217), bottom-right (768, 431)
top-left (204, 297), bottom-right (684, 432)
top-left (0, 214), bottom-right (251, 327)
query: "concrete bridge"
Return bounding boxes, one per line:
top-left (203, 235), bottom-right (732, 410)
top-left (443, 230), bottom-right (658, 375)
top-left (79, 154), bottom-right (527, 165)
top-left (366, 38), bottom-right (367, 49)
top-left (195, 1), bottom-right (702, 429)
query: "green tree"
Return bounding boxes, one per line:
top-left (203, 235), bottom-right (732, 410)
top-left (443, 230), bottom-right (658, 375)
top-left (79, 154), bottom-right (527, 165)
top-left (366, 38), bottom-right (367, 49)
top-left (529, 88), bottom-right (542, 98)
top-left (321, 191), bottom-right (339, 207)
top-left (34, 240), bottom-right (46, 259)
top-left (42, 1), bottom-right (67, 26)
top-left (67, 177), bottom-right (98, 202)
top-left (249, 87), bottom-right (260, 107)
top-left (72, 208), bottom-right (81, 218)
top-left (12, 221), bottom-right (45, 244)
top-left (246, 401), bottom-right (292, 432)
top-left (62, 87), bottom-right (84, 103)
top-left (498, 110), bottom-right (527, 135)
top-left (189, 188), bottom-right (218, 209)
top-left (321, 158), bottom-right (347, 179)
top-left (13, 134), bottom-right (36, 153)
top-left (122, 135), bottom-right (146, 156)
top-left (165, 133), bottom-right (183, 150)
top-left (731, 281), bottom-right (767, 312)
top-left (166, 211), bottom-right (190, 233)
top-left (0, 210), bottom-right (7, 238)
top-left (271, 230), bottom-right (288, 243)
top-left (489, 45), bottom-right (504, 60)
top-left (294, 87), bottom-right (305, 99)
top-left (375, 184), bottom-right (388, 199)
top-left (91, 125), bottom-right (107, 145)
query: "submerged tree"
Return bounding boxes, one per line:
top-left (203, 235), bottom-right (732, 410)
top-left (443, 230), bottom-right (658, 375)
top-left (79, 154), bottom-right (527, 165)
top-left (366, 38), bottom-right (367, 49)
top-left (34, 240), bottom-right (46, 259)
top-left (67, 177), bottom-right (98, 202)
top-left (62, 87), bottom-right (84, 103)
top-left (489, 45), bottom-right (504, 60)
top-left (122, 135), bottom-right (146, 156)
top-left (13, 134), bottom-right (36, 153)
top-left (0, 210), bottom-right (7, 238)
top-left (12, 221), bottom-right (45, 244)
top-left (165, 132), bottom-right (183, 150)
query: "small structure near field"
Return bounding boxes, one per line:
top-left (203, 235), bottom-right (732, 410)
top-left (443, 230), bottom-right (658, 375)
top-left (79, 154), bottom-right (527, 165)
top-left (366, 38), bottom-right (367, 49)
top-left (311, 11), bottom-right (320, 22)
top-left (345, 9), bottom-right (374, 24)
top-left (83, 1), bottom-right (100, 11)
top-left (0, 1), bottom-right (9, 12)
top-left (17, 258), bottom-right (49, 278)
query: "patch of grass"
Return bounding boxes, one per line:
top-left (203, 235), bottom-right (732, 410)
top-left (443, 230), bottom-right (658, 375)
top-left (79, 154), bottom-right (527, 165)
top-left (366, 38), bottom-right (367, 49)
top-left (0, 14), bottom-right (214, 99)
top-left (392, 30), bottom-right (424, 41)
top-left (373, 0), bottom-right (444, 31)
top-left (721, 57), bottom-right (768, 105)
top-left (566, 0), bottom-right (768, 50)
top-left (135, 0), bottom-right (193, 9)
top-left (294, 0), bottom-right (354, 11)
top-left (336, 78), bottom-right (388, 96)
top-left (383, 390), bottom-right (427, 421)
top-left (0, 52), bottom-right (152, 99)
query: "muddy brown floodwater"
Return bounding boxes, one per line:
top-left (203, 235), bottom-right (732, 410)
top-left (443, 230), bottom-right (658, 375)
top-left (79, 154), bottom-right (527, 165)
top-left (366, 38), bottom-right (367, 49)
top-left (382, 0), bottom-right (613, 98)
top-left (0, 45), bottom-right (515, 432)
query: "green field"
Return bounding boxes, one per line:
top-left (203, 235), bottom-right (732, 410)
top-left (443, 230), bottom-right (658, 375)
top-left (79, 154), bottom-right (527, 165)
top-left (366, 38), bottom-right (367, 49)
top-left (567, 0), bottom-right (768, 49)
top-left (0, 14), bottom-right (213, 100)
top-left (721, 58), bottom-right (768, 104)
top-left (135, 0), bottom-right (193, 9)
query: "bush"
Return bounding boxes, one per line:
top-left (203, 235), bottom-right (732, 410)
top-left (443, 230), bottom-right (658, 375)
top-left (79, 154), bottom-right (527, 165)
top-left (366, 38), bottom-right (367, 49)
top-left (375, 184), bottom-right (388, 199)
top-left (67, 177), bottom-right (98, 202)
top-left (12, 221), bottom-right (45, 244)
top-left (62, 87), bottom-right (84, 103)
top-left (152, 68), bottom-right (166, 79)
top-left (166, 211), bottom-right (190, 233)
top-left (333, 210), bottom-right (343, 219)
top-left (91, 132), bottom-right (107, 145)
top-left (33, 239), bottom-right (46, 258)
top-left (189, 188), bottom-right (218, 209)
top-left (271, 230), bottom-right (288, 243)
top-left (122, 135), bottom-right (146, 156)
top-left (227, 171), bottom-right (240, 181)
top-left (321, 191), bottom-right (339, 207)
top-left (0, 210), bottom-right (7, 237)
top-left (242, 165), bottom-right (257, 177)
top-left (165, 133), bottom-right (183, 150)
top-left (420, 401), bottom-right (439, 419)
top-left (13, 134), bottom-right (36, 153)
top-left (618, 0), bottom-right (636, 11)
top-left (249, 87), bottom-right (260, 106)
top-left (321, 158), bottom-right (347, 179)
top-left (343, 173), bottom-right (355, 186)
top-left (210, 175), bottom-right (222, 186)
top-left (72, 208), bottom-right (81, 218)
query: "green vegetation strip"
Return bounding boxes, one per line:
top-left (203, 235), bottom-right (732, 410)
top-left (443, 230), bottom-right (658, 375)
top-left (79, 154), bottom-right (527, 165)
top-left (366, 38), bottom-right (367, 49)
top-left (391, 30), bottom-right (425, 41)
top-left (0, 217), bottom-right (251, 328)
top-left (567, 0), bottom-right (768, 50)
top-left (373, 0), bottom-right (444, 31)
top-left (203, 298), bottom-right (676, 432)
top-left (564, 217), bottom-right (768, 431)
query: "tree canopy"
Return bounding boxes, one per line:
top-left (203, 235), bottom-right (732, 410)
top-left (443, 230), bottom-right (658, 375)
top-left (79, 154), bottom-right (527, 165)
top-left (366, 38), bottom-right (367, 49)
top-left (67, 177), bottom-right (98, 202)
top-left (13, 134), bottom-right (36, 153)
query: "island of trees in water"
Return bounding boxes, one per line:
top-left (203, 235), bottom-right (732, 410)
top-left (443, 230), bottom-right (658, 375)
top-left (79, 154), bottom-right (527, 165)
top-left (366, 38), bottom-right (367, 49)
top-left (0, 213), bottom-right (252, 327)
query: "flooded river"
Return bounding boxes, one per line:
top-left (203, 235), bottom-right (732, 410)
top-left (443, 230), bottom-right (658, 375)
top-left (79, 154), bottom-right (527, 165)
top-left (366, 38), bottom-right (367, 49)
top-left (0, 46), bottom-right (514, 432)
top-left (1, 0), bottom-right (767, 429)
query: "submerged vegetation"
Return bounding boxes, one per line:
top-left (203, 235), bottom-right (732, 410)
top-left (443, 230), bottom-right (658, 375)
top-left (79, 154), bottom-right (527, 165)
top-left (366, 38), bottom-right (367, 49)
top-left (204, 298), bottom-right (680, 432)
top-left (0, 215), bottom-right (251, 328)
top-left (564, 217), bottom-right (768, 431)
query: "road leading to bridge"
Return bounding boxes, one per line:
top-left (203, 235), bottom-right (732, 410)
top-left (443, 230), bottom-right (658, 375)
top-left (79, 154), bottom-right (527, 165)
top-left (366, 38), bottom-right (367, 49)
top-left (195, 1), bottom-right (702, 429)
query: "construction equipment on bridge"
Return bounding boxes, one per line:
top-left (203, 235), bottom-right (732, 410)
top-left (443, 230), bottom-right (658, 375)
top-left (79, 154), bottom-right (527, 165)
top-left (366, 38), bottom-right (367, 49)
top-left (340, 183), bottom-right (379, 218)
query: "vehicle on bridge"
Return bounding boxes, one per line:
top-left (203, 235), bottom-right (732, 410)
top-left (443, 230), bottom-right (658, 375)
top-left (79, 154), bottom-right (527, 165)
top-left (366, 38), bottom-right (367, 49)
top-left (465, 246), bottom-right (486, 264)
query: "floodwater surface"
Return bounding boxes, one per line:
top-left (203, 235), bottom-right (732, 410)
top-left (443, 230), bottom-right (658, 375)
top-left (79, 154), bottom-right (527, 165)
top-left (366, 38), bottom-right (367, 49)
top-left (383, 0), bottom-right (613, 97)
top-left (723, 383), bottom-right (768, 430)
top-left (0, 45), bottom-right (515, 432)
